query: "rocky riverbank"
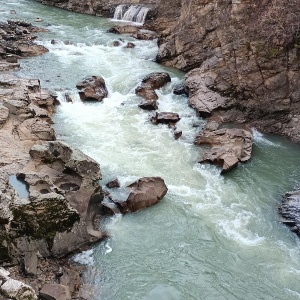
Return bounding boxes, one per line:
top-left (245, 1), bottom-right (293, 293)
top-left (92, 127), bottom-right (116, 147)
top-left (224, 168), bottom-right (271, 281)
top-left (0, 19), bottom-right (107, 299)
top-left (0, 16), bottom-right (172, 299)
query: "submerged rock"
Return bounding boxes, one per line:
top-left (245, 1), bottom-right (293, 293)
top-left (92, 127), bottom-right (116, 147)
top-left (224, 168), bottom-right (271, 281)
top-left (138, 99), bottom-right (158, 110)
top-left (194, 127), bottom-right (253, 174)
top-left (106, 179), bottom-right (120, 189)
top-left (76, 76), bottom-right (108, 102)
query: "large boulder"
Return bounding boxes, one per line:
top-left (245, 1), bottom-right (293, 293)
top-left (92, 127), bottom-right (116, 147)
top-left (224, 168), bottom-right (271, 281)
top-left (135, 72), bottom-right (171, 105)
top-left (122, 177), bottom-right (168, 213)
top-left (76, 76), bottom-right (108, 102)
top-left (138, 99), bottom-right (158, 110)
top-left (101, 177), bottom-right (168, 215)
top-left (140, 72), bottom-right (171, 90)
top-left (194, 126), bottom-right (253, 173)
top-left (279, 190), bottom-right (300, 235)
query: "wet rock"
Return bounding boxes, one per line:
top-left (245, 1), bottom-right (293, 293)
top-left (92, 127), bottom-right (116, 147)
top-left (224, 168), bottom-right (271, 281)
top-left (136, 86), bottom-right (159, 101)
top-left (279, 190), bottom-right (300, 235)
top-left (140, 72), bottom-right (171, 90)
top-left (121, 177), bottom-right (168, 213)
top-left (0, 278), bottom-right (37, 300)
top-left (40, 284), bottom-right (71, 300)
top-left (100, 197), bottom-right (121, 215)
top-left (135, 72), bottom-right (171, 101)
top-left (35, 18), bottom-right (43, 22)
top-left (64, 93), bottom-right (73, 103)
top-left (174, 129), bottom-right (182, 140)
top-left (125, 42), bottom-right (135, 48)
top-left (76, 76), bottom-right (108, 102)
top-left (194, 127), bottom-right (253, 174)
top-left (107, 25), bottom-right (140, 35)
top-left (138, 99), bottom-right (158, 110)
top-left (112, 40), bottom-right (120, 47)
top-left (106, 179), bottom-right (120, 189)
top-left (151, 112), bottom-right (180, 125)
top-left (173, 83), bottom-right (188, 96)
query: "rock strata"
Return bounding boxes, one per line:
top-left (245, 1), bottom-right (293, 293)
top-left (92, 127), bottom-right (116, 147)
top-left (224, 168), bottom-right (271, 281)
top-left (0, 19), bottom-right (48, 63)
top-left (279, 190), bottom-right (300, 235)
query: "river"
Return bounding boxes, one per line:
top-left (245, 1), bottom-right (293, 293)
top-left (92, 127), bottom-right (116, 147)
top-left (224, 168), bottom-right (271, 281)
top-left (2, 1), bottom-right (300, 299)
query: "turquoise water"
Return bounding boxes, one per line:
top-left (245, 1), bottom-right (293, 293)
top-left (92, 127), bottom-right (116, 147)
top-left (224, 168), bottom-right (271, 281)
top-left (2, 1), bottom-right (300, 299)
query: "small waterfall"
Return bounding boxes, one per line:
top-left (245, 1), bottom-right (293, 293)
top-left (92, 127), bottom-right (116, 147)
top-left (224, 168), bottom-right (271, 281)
top-left (113, 5), bottom-right (150, 24)
top-left (113, 4), bottom-right (127, 20)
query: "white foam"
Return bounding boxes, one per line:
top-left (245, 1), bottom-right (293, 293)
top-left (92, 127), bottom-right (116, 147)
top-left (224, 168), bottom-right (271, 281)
top-left (217, 211), bottom-right (265, 246)
top-left (73, 249), bottom-right (94, 266)
top-left (252, 128), bottom-right (281, 147)
top-left (104, 242), bottom-right (113, 254)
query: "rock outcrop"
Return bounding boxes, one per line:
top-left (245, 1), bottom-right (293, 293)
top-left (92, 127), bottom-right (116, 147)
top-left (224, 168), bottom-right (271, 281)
top-left (0, 17), bottom-right (106, 300)
top-left (0, 74), bottom-right (56, 174)
top-left (194, 125), bottom-right (253, 173)
top-left (0, 19), bottom-right (48, 69)
top-left (0, 140), bottom-right (104, 261)
top-left (279, 190), bottom-right (300, 236)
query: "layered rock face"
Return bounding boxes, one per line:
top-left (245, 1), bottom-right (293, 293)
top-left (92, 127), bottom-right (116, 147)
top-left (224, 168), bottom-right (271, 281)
top-left (151, 0), bottom-right (300, 141)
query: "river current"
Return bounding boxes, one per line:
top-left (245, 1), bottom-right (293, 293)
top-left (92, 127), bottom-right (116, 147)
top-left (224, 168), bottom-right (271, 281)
top-left (2, 1), bottom-right (300, 299)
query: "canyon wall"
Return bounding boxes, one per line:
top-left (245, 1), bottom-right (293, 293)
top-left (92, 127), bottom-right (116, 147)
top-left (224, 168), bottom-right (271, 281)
top-left (150, 0), bottom-right (300, 141)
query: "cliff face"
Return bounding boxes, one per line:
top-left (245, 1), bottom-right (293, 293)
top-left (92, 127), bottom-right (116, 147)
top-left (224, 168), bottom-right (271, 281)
top-left (36, 0), bottom-right (300, 141)
top-left (151, 0), bottom-right (300, 141)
